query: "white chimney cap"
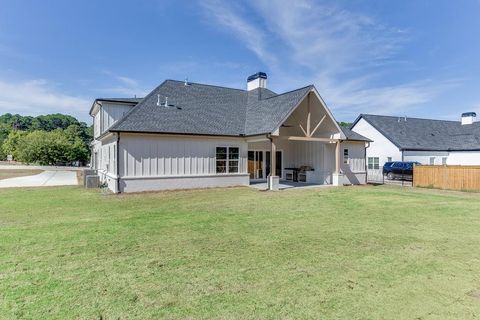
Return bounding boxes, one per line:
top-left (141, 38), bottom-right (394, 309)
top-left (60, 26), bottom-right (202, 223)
top-left (461, 112), bottom-right (476, 125)
top-left (247, 72), bottom-right (267, 91)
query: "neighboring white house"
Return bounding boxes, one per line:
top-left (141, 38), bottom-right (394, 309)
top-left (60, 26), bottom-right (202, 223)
top-left (351, 113), bottom-right (480, 175)
top-left (90, 72), bottom-right (371, 193)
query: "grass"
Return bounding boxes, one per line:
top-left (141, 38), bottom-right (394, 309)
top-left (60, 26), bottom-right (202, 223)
top-left (1, 185), bottom-right (480, 319)
top-left (0, 169), bottom-right (43, 180)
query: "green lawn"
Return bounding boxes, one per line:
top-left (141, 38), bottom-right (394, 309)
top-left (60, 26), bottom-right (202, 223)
top-left (1, 185), bottom-right (480, 319)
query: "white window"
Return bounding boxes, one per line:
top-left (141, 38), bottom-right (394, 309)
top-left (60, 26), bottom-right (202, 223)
top-left (429, 157), bottom-right (435, 165)
top-left (442, 157), bottom-right (447, 165)
top-left (368, 157), bottom-right (380, 170)
top-left (387, 157), bottom-right (392, 162)
top-left (343, 149), bottom-right (349, 164)
top-left (216, 147), bottom-right (239, 174)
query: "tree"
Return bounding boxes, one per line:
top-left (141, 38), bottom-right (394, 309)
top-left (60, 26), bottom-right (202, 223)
top-left (0, 123), bottom-right (10, 160)
top-left (0, 113), bottom-right (92, 164)
top-left (31, 114), bottom-right (79, 131)
top-left (13, 130), bottom-right (90, 165)
top-left (2, 131), bottom-right (28, 160)
top-left (15, 131), bottom-right (70, 165)
top-left (338, 121), bottom-right (352, 128)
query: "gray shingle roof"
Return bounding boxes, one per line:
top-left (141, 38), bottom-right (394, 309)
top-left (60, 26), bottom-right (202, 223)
top-left (97, 98), bottom-right (143, 103)
top-left (89, 97), bottom-right (143, 115)
top-left (353, 114), bottom-right (480, 151)
top-left (110, 80), bottom-right (320, 137)
top-left (340, 127), bottom-right (372, 142)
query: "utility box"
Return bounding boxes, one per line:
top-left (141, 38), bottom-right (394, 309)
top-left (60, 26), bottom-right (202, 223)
top-left (85, 175), bottom-right (100, 189)
top-left (83, 169), bottom-right (97, 186)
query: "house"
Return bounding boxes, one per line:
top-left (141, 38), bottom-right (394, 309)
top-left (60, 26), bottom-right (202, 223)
top-left (350, 113), bottom-right (480, 172)
top-left (89, 72), bottom-right (371, 193)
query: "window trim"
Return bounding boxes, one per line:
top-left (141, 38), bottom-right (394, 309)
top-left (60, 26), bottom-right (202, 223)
top-left (216, 146), bottom-right (240, 174)
top-left (368, 157), bottom-right (380, 170)
top-left (343, 148), bottom-right (349, 164)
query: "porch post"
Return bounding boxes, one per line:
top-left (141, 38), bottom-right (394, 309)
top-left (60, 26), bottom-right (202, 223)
top-left (335, 140), bottom-right (340, 174)
top-left (333, 140), bottom-right (342, 186)
top-left (268, 137), bottom-right (279, 190)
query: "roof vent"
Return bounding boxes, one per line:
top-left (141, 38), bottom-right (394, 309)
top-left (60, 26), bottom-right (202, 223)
top-left (247, 72), bottom-right (267, 91)
top-left (461, 112), bottom-right (476, 125)
top-left (156, 94), bottom-right (182, 110)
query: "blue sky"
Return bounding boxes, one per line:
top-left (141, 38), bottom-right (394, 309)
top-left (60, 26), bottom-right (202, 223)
top-left (1, 0), bottom-right (480, 123)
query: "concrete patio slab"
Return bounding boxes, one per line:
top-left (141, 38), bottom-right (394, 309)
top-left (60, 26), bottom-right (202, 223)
top-left (249, 180), bottom-right (333, 191)
top-left (0, 170), bottom-right (78, 188)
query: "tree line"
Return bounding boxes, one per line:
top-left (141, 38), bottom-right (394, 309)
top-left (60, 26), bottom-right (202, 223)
top-left (0, 113), bottom-right (92, 165)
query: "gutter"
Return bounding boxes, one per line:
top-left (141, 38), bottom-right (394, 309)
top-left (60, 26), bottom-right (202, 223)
top-left (364, 141), bottom-right (370, 184)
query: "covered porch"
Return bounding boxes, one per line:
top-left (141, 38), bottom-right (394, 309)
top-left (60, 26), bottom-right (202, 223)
top-left (247, 136), bottom-right (343, 189)
top-left (246, 89), bottom-right (344, 190)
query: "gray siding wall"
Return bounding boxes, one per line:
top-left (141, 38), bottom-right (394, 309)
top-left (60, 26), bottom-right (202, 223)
top-left (119, 133), bottom-right (248, 178)
top-left (117, 133), bottom-right (249, 192)
top-left (101, 102), bottom-right (134, 135)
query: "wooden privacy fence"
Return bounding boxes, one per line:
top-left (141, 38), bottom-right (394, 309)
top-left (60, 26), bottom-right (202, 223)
top-left (413, 165), bottom-right (480, 191)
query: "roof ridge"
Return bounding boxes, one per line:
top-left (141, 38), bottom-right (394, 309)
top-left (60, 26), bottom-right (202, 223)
top-left (165, 79), bottom-right (246, 92)
top-left (261, 85), bottom-right (313, 100)
top-left (362, 113), bottom-right (461, 123)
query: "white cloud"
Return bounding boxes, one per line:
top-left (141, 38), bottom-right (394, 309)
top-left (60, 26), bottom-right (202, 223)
top-left (98, 70), bottom-right (149, 97)
top-left (201, 0), bottom-right (277, 67)
top-left (0, 78), bottom-right (91, 121)
top-left (200, 0), bottom-right (458, 120)
top-left (252, 0), bottom-right (406, 73)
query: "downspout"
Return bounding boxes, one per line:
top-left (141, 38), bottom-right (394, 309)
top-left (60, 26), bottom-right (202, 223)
top-left (116, 132), bottom-right (121, 193)
top-left (364, 141), bottom-right (370, 184)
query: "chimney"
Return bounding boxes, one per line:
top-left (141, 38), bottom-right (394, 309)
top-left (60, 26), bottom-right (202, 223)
top-left (461, 112), bottom-right (476, 125)
top-left (247, 72), bottom-right (267, 91)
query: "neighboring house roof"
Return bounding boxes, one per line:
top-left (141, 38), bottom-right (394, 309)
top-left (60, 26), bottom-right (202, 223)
top-left (351, 114), bottom-right (480, 151)
top-left (340, 127), bottom-right (372, 142)
top-left (109, 80), bottom-right (347, 138)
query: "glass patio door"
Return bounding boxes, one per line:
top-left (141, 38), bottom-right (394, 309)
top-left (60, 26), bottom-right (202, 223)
top-left (265, 151), bottom-right (282, 177)
top-left (247, 151), bottom-right (264, 179)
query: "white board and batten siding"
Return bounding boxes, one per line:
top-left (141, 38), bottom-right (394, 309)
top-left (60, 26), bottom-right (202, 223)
top-left (93, 102), bottom-right (135, 138)
top-left (118, 134), bottom-right (249, 192)
top-left (339, 141), bottom-right (367, 185)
